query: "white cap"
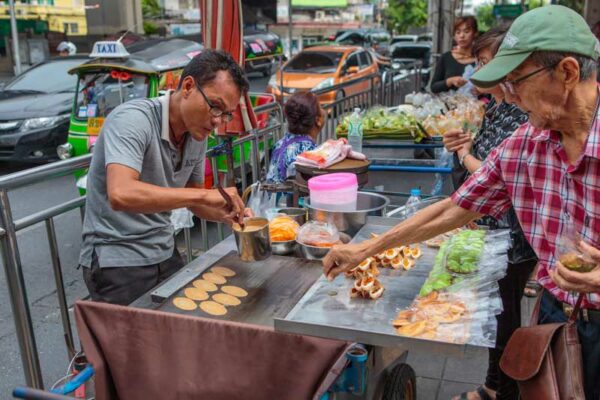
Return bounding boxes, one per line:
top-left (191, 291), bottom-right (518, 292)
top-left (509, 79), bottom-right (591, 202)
top-left (57, 41), bottom-right (77, 55)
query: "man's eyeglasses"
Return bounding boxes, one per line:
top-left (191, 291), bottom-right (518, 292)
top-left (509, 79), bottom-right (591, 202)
top-left (196, 84), bottom-right (234, 123)
top-left (499, 64), bottom-right (558, 96)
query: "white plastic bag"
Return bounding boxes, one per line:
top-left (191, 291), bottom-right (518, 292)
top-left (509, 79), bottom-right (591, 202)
top-left (170, 208), bottom-right (194, 231)
top-left (247, 183), bottom-right (277, 219)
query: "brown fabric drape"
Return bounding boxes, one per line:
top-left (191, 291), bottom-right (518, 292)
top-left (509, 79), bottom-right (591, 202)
top-left (75, 300), bottom-right (350, 400)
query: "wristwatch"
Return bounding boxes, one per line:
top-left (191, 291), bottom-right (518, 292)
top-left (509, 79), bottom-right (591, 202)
top-left (459, 153), bottom-right (470, 167)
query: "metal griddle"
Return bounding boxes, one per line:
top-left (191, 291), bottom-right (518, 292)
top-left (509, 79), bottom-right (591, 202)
top-left (155, 251), bottom-right (324, 326)
top-left (275, 217), bottom-right (472, 356)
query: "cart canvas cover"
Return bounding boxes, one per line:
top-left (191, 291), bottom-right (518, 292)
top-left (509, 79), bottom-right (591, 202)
top-left (75, 301), bottom-right (350, 399)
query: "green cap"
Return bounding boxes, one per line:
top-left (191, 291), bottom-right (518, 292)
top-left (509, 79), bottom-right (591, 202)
top-left (471, 5), bottom-right (600, 88)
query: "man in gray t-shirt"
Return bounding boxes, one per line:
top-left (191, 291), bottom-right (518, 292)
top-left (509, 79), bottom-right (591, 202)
top-left (80, 50), bottom-right (250, 305)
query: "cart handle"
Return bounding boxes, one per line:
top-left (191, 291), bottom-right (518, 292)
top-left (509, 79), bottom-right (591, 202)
top-left (50, 365), bottom-right (94, 395)
top-left (12, 387), bottom-right (73, 400)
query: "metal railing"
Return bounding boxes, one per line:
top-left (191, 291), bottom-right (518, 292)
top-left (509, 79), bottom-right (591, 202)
top-left (311, 63), bottom-right (422, 142)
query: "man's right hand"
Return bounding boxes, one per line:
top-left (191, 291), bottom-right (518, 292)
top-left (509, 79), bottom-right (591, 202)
top-left (193, 187), bottom-right (245, 225)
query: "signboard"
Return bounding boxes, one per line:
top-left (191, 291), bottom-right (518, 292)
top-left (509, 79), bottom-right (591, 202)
top-left (87, 117), bottom-right (105, 136)
top-left (493, 4), bottom-right (527, 18)
top-left (89, 41), bottom-right (130, 58)
top-left (170, 23), bottom-right (202, 36)
top-left (277, 5), bottom-right (289, 23)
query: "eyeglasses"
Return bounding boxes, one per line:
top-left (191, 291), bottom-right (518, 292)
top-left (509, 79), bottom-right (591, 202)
top-left (499, 64), bottom-right (557, 96)
top-left (196, 84), bottom-right (234, 123)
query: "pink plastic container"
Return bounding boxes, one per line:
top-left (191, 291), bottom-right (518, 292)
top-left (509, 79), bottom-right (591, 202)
top-left (308, 173), bottom-right (358, 211)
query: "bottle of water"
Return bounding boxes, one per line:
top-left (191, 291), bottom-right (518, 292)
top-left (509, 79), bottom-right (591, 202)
top-left (405, 188), bottom-right (422, 218)
top-left (347, 108), bottom-right (363, 153)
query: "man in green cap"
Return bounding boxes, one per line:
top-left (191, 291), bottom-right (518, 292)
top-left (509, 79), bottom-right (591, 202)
top-left (323, 5), bottom-right (600, 398)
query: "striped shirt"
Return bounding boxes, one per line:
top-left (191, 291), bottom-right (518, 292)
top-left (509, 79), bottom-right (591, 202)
top-left (452, 92), bottom-right (600, 309)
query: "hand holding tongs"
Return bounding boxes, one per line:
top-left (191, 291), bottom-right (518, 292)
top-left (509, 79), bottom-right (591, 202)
top-left (217, 184), bottom-right (245, 229)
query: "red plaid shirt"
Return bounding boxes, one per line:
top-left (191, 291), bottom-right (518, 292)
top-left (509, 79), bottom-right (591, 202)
top-left (452, 100), bottom-right (600, 309)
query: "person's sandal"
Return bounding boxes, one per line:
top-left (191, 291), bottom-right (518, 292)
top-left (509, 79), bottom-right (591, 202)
top-left (524, 279), bottom-right (542, 298)
top-left (457, 386), bottom-right (494, 400)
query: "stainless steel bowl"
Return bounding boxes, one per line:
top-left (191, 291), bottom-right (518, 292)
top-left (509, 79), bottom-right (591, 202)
top-left (304, 192), bottom-right (390, 236)
top-left (275, 207), bottom-right (308, 225)
top-left (296, 232), bottom-right (351, 260)
top-left (271, 239), bottom-right (297, 256)
top-left (297, 242), bottom-right (331, 260)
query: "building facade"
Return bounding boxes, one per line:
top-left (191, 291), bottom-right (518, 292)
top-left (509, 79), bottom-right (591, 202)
top-left (0, 0), bottom-right (87, 35)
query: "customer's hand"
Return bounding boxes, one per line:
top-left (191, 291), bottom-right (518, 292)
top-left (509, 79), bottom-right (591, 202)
top-left (323, 242), bottom-right (368, 281)
top-left (550, 241), bottom-right (600, 293)
top-left (443, 129), bottom-right (472, 153)
top-left (446, 76), bottom-right (467, 88)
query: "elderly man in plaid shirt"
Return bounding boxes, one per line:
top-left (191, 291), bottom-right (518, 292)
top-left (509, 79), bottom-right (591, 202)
top-left (324, 6), bottom-right (600, 399)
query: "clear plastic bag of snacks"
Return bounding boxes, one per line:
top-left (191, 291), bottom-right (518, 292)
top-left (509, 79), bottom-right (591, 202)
top-left (296, 221), bottom-right (340, 248)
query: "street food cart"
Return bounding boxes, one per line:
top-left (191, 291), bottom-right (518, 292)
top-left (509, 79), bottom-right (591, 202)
top-left (101, 208), bottom-right (506, 399)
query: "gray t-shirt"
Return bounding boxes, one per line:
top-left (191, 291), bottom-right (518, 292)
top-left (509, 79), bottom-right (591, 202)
top-left (79, 92), bottom-right (206, 268)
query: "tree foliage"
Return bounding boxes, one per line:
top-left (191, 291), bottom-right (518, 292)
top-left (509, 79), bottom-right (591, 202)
top-left (385, 0), bottom-right (428, 35)
top-left (142, 0), bottom-right (162, 20)
top-left (529, 0), bottom-right (584, 14)
top-left (476, 4), bottom-right (494, 32)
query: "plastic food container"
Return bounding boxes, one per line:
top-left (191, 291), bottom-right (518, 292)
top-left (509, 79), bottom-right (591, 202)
top-left (308, 173), bottom-right (358, 211)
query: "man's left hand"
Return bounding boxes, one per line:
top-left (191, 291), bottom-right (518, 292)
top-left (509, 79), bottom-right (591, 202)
top-left (550, 241), bottom-right (600, 293)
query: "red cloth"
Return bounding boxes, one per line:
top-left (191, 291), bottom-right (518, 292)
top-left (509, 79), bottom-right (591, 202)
top-left (200, 0), bottom-right (258, 136)
top-left (75, 300), bottom-right (350, 400)
top-left (451, 85), bottom-right (600, 309)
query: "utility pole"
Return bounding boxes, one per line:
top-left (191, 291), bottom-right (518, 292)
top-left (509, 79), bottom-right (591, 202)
top-left (8, 0), bottom-right (21, 75)
top-left (288, 0), bottom-right (293, 57)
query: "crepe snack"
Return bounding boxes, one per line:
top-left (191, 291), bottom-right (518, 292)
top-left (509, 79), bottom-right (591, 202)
top-left (269, 215), bottom-right (300, 242)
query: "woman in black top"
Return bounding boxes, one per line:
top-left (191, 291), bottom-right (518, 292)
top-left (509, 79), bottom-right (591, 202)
top-left (430, 16), bottom-right (478, 93)
top-left (444, 27), bottom-right (538, 400)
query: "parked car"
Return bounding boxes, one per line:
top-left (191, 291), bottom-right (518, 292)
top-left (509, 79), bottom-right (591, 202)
top-left (417, 32), bottom-right (433, 42)
top-left (390, 42), bottom-right (433, 90)
top-left (0, 56), bottom-right (86, 162)
top-left (266, 45), bottom-right (379, 105)
top-left (391, 35), bottom-right (418, 45)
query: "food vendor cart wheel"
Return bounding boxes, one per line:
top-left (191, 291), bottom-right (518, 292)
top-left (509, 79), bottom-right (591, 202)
top-left (381, 363), bottom-right (416, 400)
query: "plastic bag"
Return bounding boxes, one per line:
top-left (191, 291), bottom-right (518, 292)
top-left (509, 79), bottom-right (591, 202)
top-left (431, 148), bottom-right (453, 196)
top-left (457, 64), bottom-right (476, 97)
top-left (555, 216), bottom-right (596, 273)
top-left (405, 228), bottom-right (511, 347)
top-left (170, 208), bottom-right (194, 231)
top-left (297, 221), bottom-right (339, 247)
top-left (247, 183), bottom-right (277, 219)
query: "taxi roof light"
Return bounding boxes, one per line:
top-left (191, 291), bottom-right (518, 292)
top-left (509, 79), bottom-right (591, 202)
top-left (89, 41), bottom-right (130, 59)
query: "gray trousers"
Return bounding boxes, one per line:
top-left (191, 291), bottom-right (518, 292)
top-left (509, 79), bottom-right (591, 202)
top-left (82, 248), bottom-right (184, 305)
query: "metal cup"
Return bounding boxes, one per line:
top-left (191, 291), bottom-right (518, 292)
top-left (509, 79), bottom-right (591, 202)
top-left (233, 217), bottom-right (271, 262)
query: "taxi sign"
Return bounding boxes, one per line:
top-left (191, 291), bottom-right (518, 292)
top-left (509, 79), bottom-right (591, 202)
top-left (89, 41), bottom-right (130, 59)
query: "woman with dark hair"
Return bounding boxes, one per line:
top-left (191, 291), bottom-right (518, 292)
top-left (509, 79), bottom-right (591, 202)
top-left (266, 92), bottom-right (323, 184)
top-left (444, 26), bottom-right (538, 400)
top-left (430, 16), bottom-right (478, 93)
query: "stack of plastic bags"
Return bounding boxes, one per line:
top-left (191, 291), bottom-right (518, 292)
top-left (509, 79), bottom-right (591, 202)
top-left (295, 138), bottom-right (366, 169)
